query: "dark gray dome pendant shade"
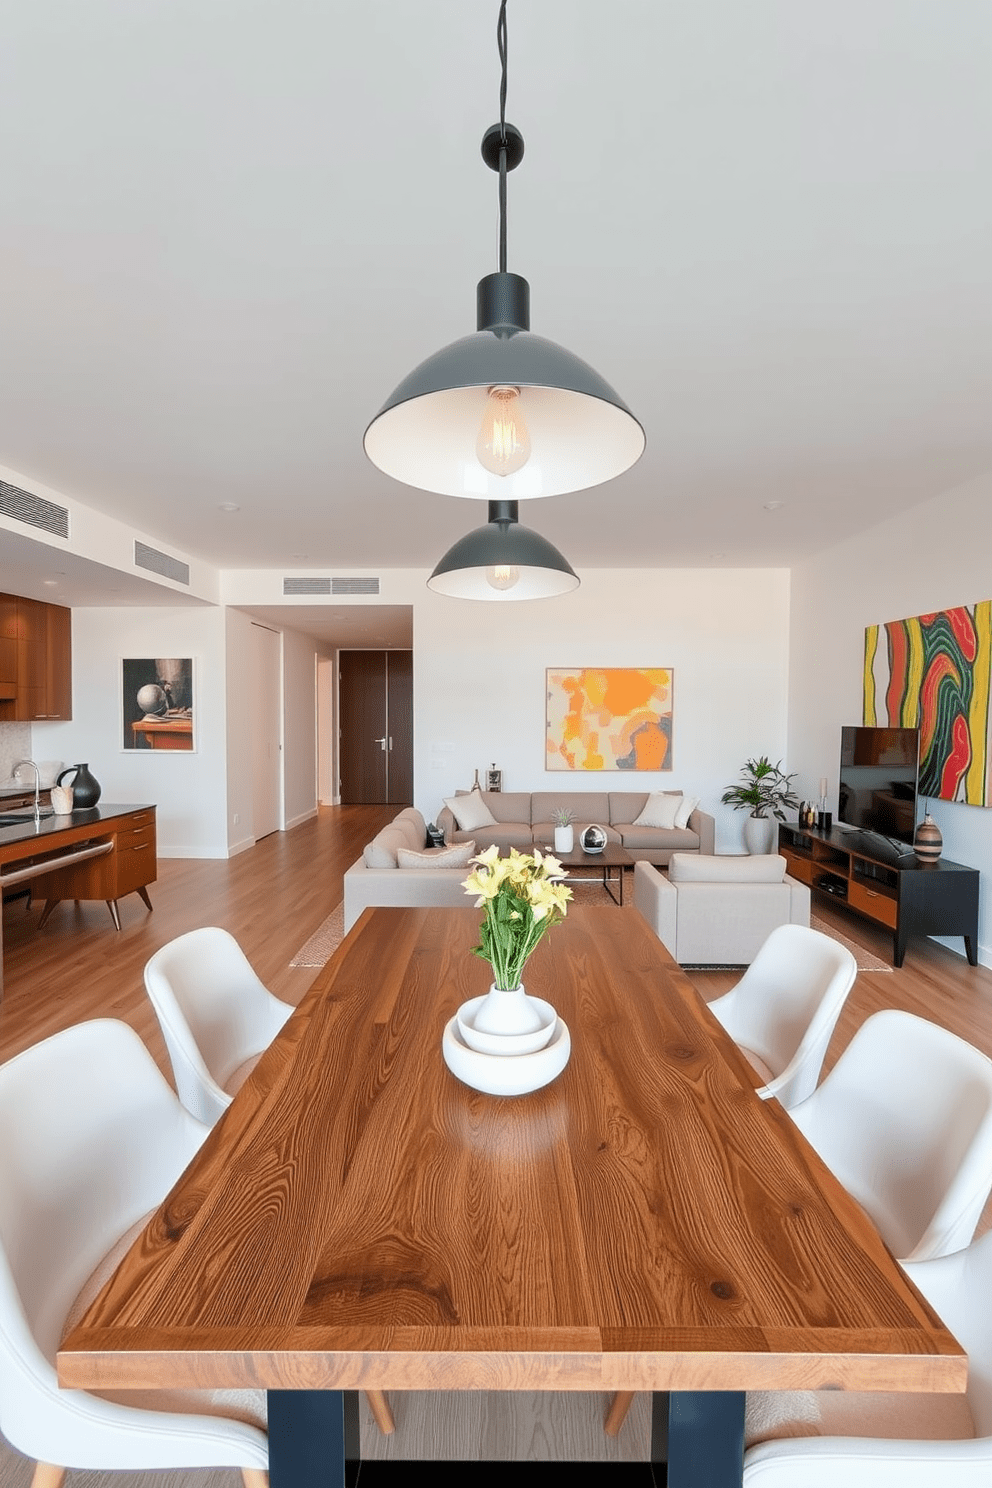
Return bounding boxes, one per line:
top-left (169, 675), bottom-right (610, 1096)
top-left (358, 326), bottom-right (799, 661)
top-left (428, 500), bottom-right (579, 601)
top-left (364, 270), bottom-right (645, 500)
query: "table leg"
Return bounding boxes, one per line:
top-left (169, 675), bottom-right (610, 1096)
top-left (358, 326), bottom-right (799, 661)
top-left (268, 1389), bottom-right (359, 1488)
top-left (654, 1391), bottom-right (745, 1488)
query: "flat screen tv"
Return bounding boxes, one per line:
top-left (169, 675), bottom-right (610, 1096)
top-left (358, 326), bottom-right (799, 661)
top-left (837, 725), bottom-right (920, 848)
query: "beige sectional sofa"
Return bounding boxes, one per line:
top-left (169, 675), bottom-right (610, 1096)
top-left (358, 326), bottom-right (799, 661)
top-left (437, 789), bottom-right (714, 866)
top-left (344, 792), bottom-right (716, 935)
top-left (343, 807), bottom-right (474, 932)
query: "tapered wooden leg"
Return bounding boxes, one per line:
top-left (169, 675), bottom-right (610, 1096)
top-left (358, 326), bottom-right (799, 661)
top-left (604, 1390), bottom-right (635, 1436)
top-left (365, 1388), bottom-right (395, 1434)
top-left (106, 899), bottom-right (121, 930)
top-left (137, 885), bottom-right (154, 911)
top-left (240, 1470), bottom-right (269, 1488)
top-left (31, 1464), bottom-right (66, 1488)
top-left (37, 899), bottom-right (60, 929)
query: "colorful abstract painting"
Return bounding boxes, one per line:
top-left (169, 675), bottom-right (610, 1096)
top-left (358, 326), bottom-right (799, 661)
top-left (546, 668), bottom-right (673, 772)
top-left (863, 601), bottom-right (991, 806)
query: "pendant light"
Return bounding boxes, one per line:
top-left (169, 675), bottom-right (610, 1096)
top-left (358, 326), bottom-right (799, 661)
top-left (428, 501), bottom-right (579, 601)
top-left (364, 1), bottom-right (645, 501)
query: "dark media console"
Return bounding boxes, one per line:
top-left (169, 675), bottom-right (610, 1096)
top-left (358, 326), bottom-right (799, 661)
top-left (778, 822), bottom-right (979, 968)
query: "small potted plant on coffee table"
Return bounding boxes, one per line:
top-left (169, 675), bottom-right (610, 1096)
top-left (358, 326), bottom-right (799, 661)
top-left (721, 755), bottom-right (800, 854)
top-left (551, 806), bottom-right (575, 854)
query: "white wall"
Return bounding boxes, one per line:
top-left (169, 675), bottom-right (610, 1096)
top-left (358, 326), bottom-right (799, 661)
top-left (282, 624), bottom-right (334, 829)
top-left (413, 567), bottom-right (793, 853)
top-left (788, 469), bottom-right (992, 967)
top-left (35, 606), bottom-right (229, 857)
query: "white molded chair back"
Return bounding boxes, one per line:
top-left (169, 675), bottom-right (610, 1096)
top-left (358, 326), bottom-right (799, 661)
top-left (707, 923), bottom-right (857, 1108)
top-left (743, 1230), bottom-right (992, 1485)
top-left (0, 1019), bottom-right (268, 1477)
top-left (144, 926), bottom-right (292, 1125)
top-left (790, 1008), bottom-right (992, 1261)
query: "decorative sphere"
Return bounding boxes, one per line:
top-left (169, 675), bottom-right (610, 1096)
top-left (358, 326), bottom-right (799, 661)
top-left (137, 683), bottom-right (168, 716)
top-left (581, 824), bottom-right (608, 854)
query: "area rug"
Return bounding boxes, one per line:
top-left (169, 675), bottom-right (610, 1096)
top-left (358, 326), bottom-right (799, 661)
top-left (810, 915), bottom-right (892, 972)
top-left (290, 902), bottom-right (345, 967)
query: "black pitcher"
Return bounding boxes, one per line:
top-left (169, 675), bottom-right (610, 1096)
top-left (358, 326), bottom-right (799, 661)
top-left (56, 763), bottom-right (101, 808)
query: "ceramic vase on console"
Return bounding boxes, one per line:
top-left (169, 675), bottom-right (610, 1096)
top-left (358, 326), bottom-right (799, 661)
top-left (743, 813), bottom-right (775, 855)
top-left (914, 811), bottom-right (943, 864)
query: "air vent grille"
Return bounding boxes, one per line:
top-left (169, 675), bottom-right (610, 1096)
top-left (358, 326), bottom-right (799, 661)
top-left (332, 577), bottom-right (380, 596)
top-left (134, 540), bottom-right (190, 585)
top-left (283, 577), bottom-right (332, 596)
top-left (0, 481), bottom-right (69, 538)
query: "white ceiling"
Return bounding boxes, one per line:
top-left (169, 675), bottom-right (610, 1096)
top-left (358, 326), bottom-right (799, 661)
top-left (0, 1), bottom-right (989, 586)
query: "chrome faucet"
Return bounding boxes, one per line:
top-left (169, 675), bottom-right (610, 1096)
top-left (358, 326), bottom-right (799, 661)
top-left (12, 760), bottom-right (42, 824)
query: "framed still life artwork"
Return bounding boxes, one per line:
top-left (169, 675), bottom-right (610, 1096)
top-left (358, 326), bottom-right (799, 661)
top-left (864, 600), bottom-right (991, 806)
top-left (122, 657), bottom-right (196, 752)
top-left (546, 667), bottom-right (673, 772)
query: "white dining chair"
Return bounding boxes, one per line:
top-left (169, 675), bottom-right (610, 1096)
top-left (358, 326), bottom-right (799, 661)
top-left (743, 1228), bottom-right (992, 1485)
top-left (143, 925), bottom-right (294, 1126)
top-left (706, 923), bottom-right (857, 1109)
top-left (0, 1019), bottom-right (270, 1488)
top-left (790, 1008), bottom-right (992, 1262)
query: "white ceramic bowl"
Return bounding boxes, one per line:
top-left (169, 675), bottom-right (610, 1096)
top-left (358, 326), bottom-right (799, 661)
top-left (442, 1017), bottom-right (571, 1096)
top-left (456, 995), bottom-right (558, 1056)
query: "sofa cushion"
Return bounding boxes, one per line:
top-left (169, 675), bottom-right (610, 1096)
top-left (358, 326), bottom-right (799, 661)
top-left (484, 791), bottom-right (532, 824)
top-left (364, 820), bottom-right (425, 868)
top-left (673, 794), bottom-right (699, 829)
top-left (396, 841), bottom-right (477, 869)
top-left (633, 792), bottom-right (681, 829)
top-left (532, 792), bottom-right (611, 825)
top-left (609, 792), bottom-right (651, 825)
top-left (457, 824), bottom-right (535, 852)
top-left (670, 852), bottom-right (787, 884)
top-left (444, 789), bottom-right (497, 832)
top-left (619, 825), bottom-right (698, 852)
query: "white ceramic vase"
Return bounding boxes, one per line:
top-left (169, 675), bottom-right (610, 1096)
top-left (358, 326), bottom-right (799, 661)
top-left (553, 824), bottom-right (574, 854)
top-left (743, 813), bottom-right (775, 855)
top-left (472, 982), bottom-right (545, 1036)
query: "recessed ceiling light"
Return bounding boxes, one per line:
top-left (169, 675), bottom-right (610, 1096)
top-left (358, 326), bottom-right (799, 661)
top-left (218, 502), bottom-right (241, 512)
top-left (763, 500), bottom-right (784, 511)
top-left (43, 579), bottom-right (59, 587)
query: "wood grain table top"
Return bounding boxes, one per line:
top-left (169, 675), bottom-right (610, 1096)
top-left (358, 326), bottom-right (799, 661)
top-left (58, 905), bottom-right (965, 1396)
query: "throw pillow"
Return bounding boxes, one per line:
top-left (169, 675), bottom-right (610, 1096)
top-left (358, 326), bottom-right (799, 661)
top-left (632, 792), bottom-right (681, 830)
top-left (443, 789), bottom-right (497, 832)
top-left (396, 841), bottom-right (477, 869)
top-left (673, 794), bottom-right (700, 829)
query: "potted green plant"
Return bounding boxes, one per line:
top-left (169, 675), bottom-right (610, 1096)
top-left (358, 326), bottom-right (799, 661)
top-left (721, 756), bottom-right (800, 855)
top-left (551, 805), bottom-right (575, 854)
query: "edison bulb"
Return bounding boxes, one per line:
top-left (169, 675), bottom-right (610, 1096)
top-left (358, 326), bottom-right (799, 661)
top-left (476, 386), bottom-right (531, 476)
top-left (485, 564), bottom-right (521, 592)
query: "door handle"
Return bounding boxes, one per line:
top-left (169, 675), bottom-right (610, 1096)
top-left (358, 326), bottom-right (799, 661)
top-left (374, 737), bottom-right (387, 751)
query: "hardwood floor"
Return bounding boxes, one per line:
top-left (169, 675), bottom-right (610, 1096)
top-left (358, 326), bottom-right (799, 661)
top-left (1, 809), bottom-right (990, 1477)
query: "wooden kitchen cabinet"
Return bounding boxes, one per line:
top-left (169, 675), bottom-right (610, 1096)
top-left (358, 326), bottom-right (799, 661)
top-left (0, 592), bottom-right (72, 720)
top-left (32, 808), bottom-right (157, 930)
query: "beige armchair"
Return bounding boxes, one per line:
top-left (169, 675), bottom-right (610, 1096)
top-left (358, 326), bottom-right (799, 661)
top-left (634, 854), bottom-right (810, 965)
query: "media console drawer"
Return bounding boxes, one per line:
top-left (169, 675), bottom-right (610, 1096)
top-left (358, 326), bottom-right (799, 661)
top-left (848, 879), bottom-right (898, 929)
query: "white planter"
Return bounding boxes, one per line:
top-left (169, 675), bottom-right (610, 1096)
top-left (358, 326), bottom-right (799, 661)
top-left (553, 824), bottom-right (574, 854)
top-left (743, 814), bottom-right (776, 855)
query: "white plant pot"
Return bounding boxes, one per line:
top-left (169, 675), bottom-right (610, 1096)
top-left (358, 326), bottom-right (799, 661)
top-left (553, 824), bottom-right (574, 854)
top-left (743, 814), bottom-right (776, 855)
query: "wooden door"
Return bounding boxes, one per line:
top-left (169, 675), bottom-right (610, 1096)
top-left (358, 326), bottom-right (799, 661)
top-left (338, 651), bottom-right (413, 805)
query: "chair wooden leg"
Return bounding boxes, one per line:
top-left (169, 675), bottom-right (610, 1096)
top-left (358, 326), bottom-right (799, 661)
top-left (240, 1470), bottom-right (269, 1488)
top-left (366, 1388), bottom-right (395, 1434)
top-left (604, 1390), bottom-right (635, 1436)
top-left (31, 1465), bottom-right (66, 1488)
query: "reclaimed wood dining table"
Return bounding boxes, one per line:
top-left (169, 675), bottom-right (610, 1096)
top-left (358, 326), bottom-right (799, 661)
top-left (58, 905), bottom-right (965, 1486)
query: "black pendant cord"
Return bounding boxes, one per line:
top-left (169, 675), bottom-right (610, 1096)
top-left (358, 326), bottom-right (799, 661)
top-left (497, 0), bottom-right (508, 272)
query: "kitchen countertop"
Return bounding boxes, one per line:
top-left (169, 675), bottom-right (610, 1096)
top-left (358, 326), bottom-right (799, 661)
top-left (0, 804), bottom-right (155, 852)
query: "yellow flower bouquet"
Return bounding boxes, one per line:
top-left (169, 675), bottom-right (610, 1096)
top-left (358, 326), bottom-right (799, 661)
top-left (462, 845), bottom-right (572, 991)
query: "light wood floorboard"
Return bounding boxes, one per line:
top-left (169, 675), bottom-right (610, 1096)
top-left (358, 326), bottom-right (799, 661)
top-left (2, 807), bottom-right (990, 1474)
